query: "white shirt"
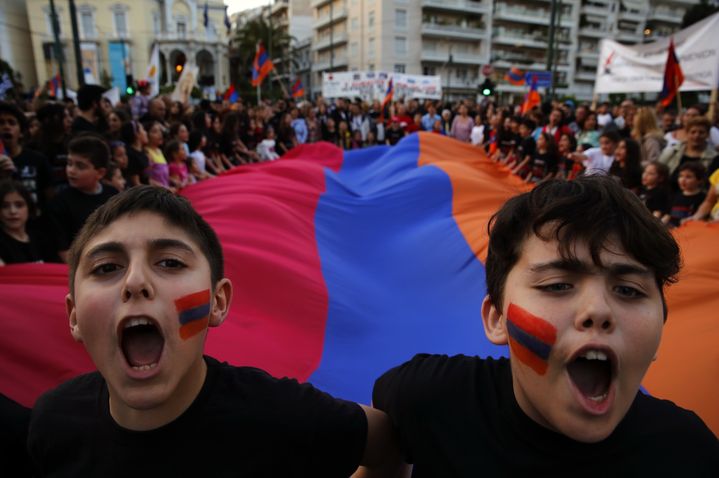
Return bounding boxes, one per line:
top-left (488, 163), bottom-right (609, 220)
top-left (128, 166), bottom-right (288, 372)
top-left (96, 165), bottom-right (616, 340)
top-left (582, 147), bottom-right (614, 174)
top-left (470, 125), bottom-right (485, 146)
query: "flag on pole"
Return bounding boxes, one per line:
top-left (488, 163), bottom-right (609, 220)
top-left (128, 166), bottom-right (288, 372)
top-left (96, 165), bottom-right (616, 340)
top-left (251, 42), bottom-right (274, 87)
top-left (145, 43), bottom-right (160, 97)
top-left (658, 38), bottom-right (684, 108)
top-left (380, 78), bottom-right (394, 120)
top-left (0, 73), bottom-right (13, 99)
top-left (224, 83), bottom-right (238, 103)
top-left (203, 2), bottom-right (209, 29)
top-left (48, 74), bottom-right (62, 98)
top-left (224, 6), bottom-right (232, 34)
top-left (504, 67), bottom-right (526, 86)
top-left (291, 78), bottom-right (305, 98)
top-left (521, 74), bottom-right (541, 115)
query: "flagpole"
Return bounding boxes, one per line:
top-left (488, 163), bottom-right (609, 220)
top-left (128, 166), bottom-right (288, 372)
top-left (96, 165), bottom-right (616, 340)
top-left (709, 88), bottom-right (718, 122)
top-left (257, 84), bottom-right (261, 105)
top-left (675, 71), bottom-right (682, 113)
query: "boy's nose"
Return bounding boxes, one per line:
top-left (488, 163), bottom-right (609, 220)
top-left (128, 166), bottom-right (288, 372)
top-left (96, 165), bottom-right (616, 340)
top-left (121, 264), bottom-right (155, 301)
top-left (574, 286), bottom-right (615, 333)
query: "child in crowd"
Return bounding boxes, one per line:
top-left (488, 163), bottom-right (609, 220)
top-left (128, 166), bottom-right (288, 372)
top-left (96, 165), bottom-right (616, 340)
top-left (385, 117), bottom-right (405, 146)
top-left (338, 120), bottom-right (352, 150)
top-left (46, 135), bottom-right (118, 262)
top-left (366, 175), bottom-right (719, 476)
top-left (662, 161), bottom-right (706, 227)
top-left (187, 130), bottom-right (215, 179)
top-left (109, 141), bottom-right (130, 186)
top-left (120, 121), bottom-right (149, 187)
top-left (506, 118), bottom-right (536, 170)
top-left (165, 140), bottom-right (192, 190)
top-left (639, 161), bottom-right (671, 218)
top-left (143, 120), bottom-right (172, 191)
top-left (569, 130), bottom-right (620, 175)
top-left (609, 138), bottom-right (643, 193)
top-left (28, 186), bottom-right (399, 476)
top-left (0, 180), bottom-right (54, 264)
top-left (523, 132), bottom-right (560, 183)
top-left (102, 161), bottom-right (126, 193)
top-left (257, 127), bottom-right (280, 161)
top-left (557, 132), bottom-right (579, 180)
top-left (351, 129), bottom-right (364, 149)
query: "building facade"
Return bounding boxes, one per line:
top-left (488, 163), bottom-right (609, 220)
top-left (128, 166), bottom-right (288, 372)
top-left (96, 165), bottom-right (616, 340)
top-left (308, 0), bottom-right (699, 100)
top-left (24, 0), bottom-right (230, 94)
top-left (0, 0), bottom-right (38, 89)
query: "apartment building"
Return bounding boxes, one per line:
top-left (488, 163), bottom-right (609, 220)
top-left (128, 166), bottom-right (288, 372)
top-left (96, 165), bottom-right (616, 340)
top-left (24, 0), bottom-right (229, 93)
top-left (309, 0), bottom-right (698, 100)
top-left (0, 0), bottom-right (38, 89)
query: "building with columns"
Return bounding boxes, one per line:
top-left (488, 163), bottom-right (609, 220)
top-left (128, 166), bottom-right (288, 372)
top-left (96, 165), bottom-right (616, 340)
top-left (24, 0), bottom-right (230, 95)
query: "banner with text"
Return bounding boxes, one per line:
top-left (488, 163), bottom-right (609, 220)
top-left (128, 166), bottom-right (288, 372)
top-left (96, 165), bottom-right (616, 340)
top-left (322, 72), bottom-right (442, 101)
top-left (594, 12), bottom-right (719, 94)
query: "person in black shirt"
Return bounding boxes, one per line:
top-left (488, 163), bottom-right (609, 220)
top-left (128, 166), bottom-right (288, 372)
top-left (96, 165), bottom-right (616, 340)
top-left (121, 120), bottom-right (150, 186)
top-left (29, 186), bottom-right (401, 477)
top-left (368, 176), bottom-right (718, 476)
top-left (639, 161), bottom-right (671, 217)
top-left (0, 180), bottom-right (54, 265)
top-left (70, 84), bottom-right (107, 135)
top-left (662, 161), bottom-right (706, 227)
top-left (385, 118), bottom-right (405, 146)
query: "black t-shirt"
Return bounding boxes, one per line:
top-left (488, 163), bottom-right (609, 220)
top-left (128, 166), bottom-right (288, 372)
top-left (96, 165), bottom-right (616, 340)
top-left (46, 184), bottom-right (118, 251)
top-left (11, 148), bottom-right (53, 211)
top-left (386, 127), bottom-right (405, 146)
top-left (639, 186), bottom-right (671, 216)
top-left (529, 151), bottom-right (559, 181)
top-left (374, 354), bottom-right (719, 477)
top-left (0, 393), bottom-right (32, 476)
top-left (0, 229), bottom-right (43, 264)
top-left (126, 146), bottom-right (149, 185)
top-left (28, 356), bottom-right (367, 477)
top-left (668, 191), bottom-right (706, 227)
top-left (517, 136), bottom-right (536, 160)
top-left (70, 116), bottom-right (98, 135)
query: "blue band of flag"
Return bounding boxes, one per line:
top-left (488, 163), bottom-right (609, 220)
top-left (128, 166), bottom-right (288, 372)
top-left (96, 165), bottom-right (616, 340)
top-left (179, 303), bottom-right (211, 325)
top-left (506, 319), bottom-right (551, 361)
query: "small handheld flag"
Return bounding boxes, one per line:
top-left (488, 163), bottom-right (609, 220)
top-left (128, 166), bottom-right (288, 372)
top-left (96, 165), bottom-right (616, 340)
top-left (251, 42), bottom-right (274, 87)
top-left (504, 67), bottom-right (525, 86)
top-left (224, 83), bottom-right (238, 103)
top-left (521, 74), bottom-right (541, 115)
top-left (658, 38), bottom-right (684, 108)
top-left (291, 78), bottom-right (305, 98)
top-left (380, 78), bottom-right (394, 121)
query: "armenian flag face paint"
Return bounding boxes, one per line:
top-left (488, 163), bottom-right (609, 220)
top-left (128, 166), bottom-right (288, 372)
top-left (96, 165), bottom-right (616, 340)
top-left (175, 289), bottom-right (211, 340)
top-left (506, 303), bottom-right (557, 375)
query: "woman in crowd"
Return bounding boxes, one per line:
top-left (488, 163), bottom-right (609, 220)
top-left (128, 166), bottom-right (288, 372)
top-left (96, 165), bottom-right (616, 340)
top-left (121, 120), bottom-right (149, 187)
top-left (609, 138), bottom-right (643, 193)
top-left (659, 116), bottom-right (717, 190)
top-left (632, 107), bottom-right (666, 165)
top-left (143, 120), bottom-right (173, 191)
top-left (575, 111), bottom-right (600, 149)
top-left (450, 104), bottom-right (473, 143)
top-left (664, 105), bottom-right (701, 147)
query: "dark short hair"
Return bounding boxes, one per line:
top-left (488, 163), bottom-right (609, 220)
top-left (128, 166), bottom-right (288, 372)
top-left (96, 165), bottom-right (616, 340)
top-left (68, 135), bottom-right (110, 170)
top-left (685, 116), bottom-right (711, 133)
top-left (677, 160), bottom-right (706, 181)
top-left (0, 180), bottom-right (36, 218)
top-left (0, 101), bottom-right (28, 131)
top-left (68, 186), bottom-right (224, 295)
top-left (164, 139), bottom-right (182, 159)
top-left (485, 175), bottom-right (680, 319)
top-left (600, 130), bottom-right (621, 144)
top-left (77, 84), bottom-right (106, 111)
top-left (520, 118), bottom-right (536, 131)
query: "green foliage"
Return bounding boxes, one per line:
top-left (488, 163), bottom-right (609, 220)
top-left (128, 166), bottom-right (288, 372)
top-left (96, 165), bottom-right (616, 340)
top-left (681, 0), bottom-right (719, 28)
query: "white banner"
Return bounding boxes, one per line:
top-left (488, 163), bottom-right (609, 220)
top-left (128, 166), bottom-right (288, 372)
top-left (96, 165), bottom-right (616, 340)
top-left (145, 43), bottom-right (160, 97)
top-left (322, 71), bottom-right (442, 101)
top-left (594, 12), bottom-right (719, 94)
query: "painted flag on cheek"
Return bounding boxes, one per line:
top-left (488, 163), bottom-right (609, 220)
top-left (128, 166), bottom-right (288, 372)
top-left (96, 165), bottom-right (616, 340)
top-left (506, 303), bottom-right (557, 375)
top-left (175, 290), bottom-right (211, 340)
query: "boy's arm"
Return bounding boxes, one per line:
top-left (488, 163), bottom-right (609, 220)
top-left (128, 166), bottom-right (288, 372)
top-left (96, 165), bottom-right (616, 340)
top-left (352, 405), bottom-right (410, 478)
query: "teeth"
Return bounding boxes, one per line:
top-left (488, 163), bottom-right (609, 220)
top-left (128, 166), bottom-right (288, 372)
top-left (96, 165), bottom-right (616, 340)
top-left (588, 392), bottom-right (608, 402)
top-left (131, 362), bottom-right (158, 371)
top-left (580, 350), bottom-right (608, 361)
top-left (124, 318), bottom-right (151, 329)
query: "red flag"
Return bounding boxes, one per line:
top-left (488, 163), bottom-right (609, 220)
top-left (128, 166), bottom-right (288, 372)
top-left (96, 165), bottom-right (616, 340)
top-left (658, 38), bottom-right (684, 108)
top-left (521, 75), bottom-right (541, 115)
top-left (291, 78), bottom-right (305, 98)
top-left (251, 42), bottom-right (274, 87)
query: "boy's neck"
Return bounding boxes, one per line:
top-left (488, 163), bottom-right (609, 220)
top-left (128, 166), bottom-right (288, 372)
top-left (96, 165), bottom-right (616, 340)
top-left (682, 188), bottom-right (701, 196)
top-left (75, 182), bottom-right (103, 195)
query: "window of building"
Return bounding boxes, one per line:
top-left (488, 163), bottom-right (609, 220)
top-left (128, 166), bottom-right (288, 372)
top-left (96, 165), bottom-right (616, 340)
top-left (152, 12), bottom-right (160, 35)
top-left (394, 64), bottom-right (405, 73)
top-left (114, 10), bottom-right (128, 38)
top-left (368, 63), bottom-right (375, 71)
top-left (350, 41), bottom-right (358, 57)
top-left (351, 17), bottom-right (359, 31)
top-left (177, 22), bottom-right (186, 38)
top-left (44, 9), bottom-right (62, 37)
top-left (368, 37), bottom-right (375, 59)
top-left (423, 66), bottom-right (436, 76)
top-left (395, 36), bottom-right (407, 56)
top-left (368, 11), bottom-right (375, 28)
top-left (395, 9), bottom-right (407, 29)
top-left (80, 11), bottom-right (95, 38)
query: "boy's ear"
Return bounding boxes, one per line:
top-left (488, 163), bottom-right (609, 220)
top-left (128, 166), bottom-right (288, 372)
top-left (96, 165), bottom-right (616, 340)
top-left (66, 293), bottom-right (83, 343)
top-left (482, 296), bottom-right (508, 345)
top-left (208, 278), bottom-right (233, 328)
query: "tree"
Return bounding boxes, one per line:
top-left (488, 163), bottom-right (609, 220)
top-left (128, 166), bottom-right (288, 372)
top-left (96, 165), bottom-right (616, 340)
top-left (233, 16), bottom-right (296, 99)
top-left (681, 0), bottom-right (719, 28)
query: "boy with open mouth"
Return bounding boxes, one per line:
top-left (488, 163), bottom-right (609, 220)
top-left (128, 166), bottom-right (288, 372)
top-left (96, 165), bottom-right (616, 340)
top-left (365, 175), bottom-right (718, 476)
top-left (27, 186), bottom-right (401, 477)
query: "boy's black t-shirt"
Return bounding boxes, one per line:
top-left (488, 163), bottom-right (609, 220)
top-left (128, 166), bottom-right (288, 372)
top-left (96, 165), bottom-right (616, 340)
top-left (386, 127), bottom-right (405, 146)
top-left (11, 148), bottom-right (53, 211)
top-left (28, 356), bottom-right (367, 477)
top-left (639, 186), bottom-right (671, 216)
top-left (46, 184), bottom-right (118, 251)
top-left (373, 354), bottom-right (719, 477)
top-left (668, 191), bottom-right (706, 226)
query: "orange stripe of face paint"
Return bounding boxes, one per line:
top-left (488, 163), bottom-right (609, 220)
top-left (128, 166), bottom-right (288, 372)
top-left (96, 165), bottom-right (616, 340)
top-left (507, 303), bottom-right (556, 345)
top-left (508, 338), bottom-right (549, 375)
top-left (179, 317), bottom-right (210, 340)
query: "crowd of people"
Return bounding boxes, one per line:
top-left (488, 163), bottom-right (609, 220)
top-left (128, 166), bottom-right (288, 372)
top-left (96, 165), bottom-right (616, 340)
top-left (1, 83), bottom-right (718, 266)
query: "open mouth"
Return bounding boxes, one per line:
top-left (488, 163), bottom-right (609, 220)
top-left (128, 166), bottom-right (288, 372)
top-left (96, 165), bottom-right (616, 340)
top-left (567, 348), bottom-right (614, 403)
top-left (120, 318), bottom-right (165, 371)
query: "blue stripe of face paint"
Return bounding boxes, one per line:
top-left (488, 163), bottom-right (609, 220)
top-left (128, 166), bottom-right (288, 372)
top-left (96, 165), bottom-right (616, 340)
top-left (506, 319), bottom-right (552, 361)
top-left (178, 303), bottom-right (211, 325)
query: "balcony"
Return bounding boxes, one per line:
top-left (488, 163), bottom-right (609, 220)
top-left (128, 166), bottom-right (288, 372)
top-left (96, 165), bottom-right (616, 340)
top-left (617, 30), bottom-right (640, 42)
top-left (311, 0), bottom-right (333, 8)
top-left (579, 26), bottom-right (611, 38)
top-left (648, 7), bottom-right (683, 24)
top-left (314, 32), bottom-right (348, 50)
top-left (421, 22), bottom-right (486, 39)
top-left (574, 71), bottom-right (597, 82)
top-left (421, 0), bottom-right (490, 14)
top-left (312, 54), bottom-right (349, 71)
top-left (493, 5), bottom-right (573, 27)
top-left (618, 8), bottom-right (647, 22)
top-left (492, 28), bottom-right (572, 49)
top-left (315, 7), bottom-right (348, 29)
top-left (580, 5), bottom-right (610, 16)
top-left (421, 50), bottom-right (486, 64)
top-left (493, 59), bottom-right (570, 71)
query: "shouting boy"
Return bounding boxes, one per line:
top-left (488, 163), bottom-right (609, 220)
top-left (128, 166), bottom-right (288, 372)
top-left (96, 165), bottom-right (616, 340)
top-left (28, 186), bottom-right (400, 476)
top-left (369, 175), bottom-right (718, 476)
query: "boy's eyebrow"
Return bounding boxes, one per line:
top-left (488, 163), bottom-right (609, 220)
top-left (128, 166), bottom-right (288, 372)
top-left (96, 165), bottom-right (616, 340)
top-left (84, 239), bottom-right (195, 259)
top-left (85, 241), bottom-right (125, 260)
top-left (149, 238), bottom-right (196, 254)
top-left (529, 260), bottom-right (653, 277)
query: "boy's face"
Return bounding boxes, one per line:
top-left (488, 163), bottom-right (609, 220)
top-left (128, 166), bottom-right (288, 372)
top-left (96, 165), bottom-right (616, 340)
top-left (66, 154), bottom-right (105, 193)
top-left (67, 211), bottom-right (231, 429)
top-left (0, 112), bottom-right (22, 146)
top-left (677, 169), bottom-right (699, 193)
top-left (482, 230), bottom-right (664, 443)
top-left (599, 136), bottom-right (616, 156)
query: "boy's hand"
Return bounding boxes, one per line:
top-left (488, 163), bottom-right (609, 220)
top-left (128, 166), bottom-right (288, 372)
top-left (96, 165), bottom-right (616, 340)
top-left (0, 155), bottom-right (15, 176)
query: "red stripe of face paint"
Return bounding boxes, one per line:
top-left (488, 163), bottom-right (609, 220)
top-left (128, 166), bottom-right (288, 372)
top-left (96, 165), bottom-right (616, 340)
top-left (507, 303), bottom-right (556, 345)
top-left (180, 317), bottom-right (210, 340)
top-left (175, 290), bottom-right (211, 312)
top-left (509, 338), bottom-right (548, 375)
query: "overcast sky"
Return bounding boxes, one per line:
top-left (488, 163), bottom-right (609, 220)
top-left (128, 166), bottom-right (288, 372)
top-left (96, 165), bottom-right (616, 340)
top-left (225, 0), bottom-right (271, 15)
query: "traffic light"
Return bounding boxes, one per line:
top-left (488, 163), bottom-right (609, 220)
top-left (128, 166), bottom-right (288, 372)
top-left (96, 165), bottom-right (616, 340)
top-left (479, 78), bottom-right (495, 97)
top-left (125, 74), bottom-right (135, 95)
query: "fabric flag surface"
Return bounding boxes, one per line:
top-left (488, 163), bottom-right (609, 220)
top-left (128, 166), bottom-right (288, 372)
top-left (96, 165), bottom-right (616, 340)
top-left (658, 38), bottom-right (685, 108)
top-left (145, 43), bottom-right (160, 97)
top-left (0, 133), bottom-right (717, 436)
top-left (223, 83), bottom-right (238, 103)
top-left (251, 42), bottom-right (274, 87)
top-left (291, 78), bottom-right (305, 98)
top-left (521, 75), bottom-right (541, 115)
top-left (504, 67), bottom-right (526, 86)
